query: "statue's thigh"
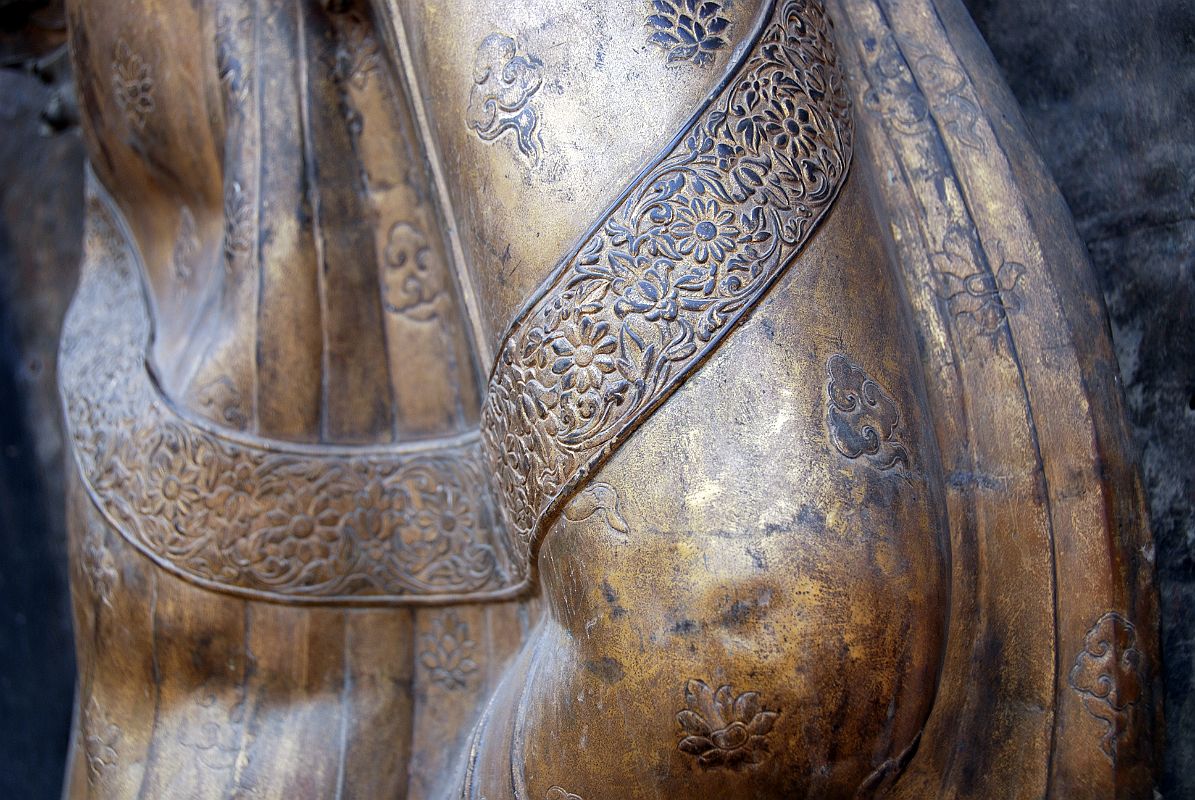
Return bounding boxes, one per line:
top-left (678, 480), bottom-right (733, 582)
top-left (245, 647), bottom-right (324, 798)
top-left (466, 172), bottom-right (951, 799)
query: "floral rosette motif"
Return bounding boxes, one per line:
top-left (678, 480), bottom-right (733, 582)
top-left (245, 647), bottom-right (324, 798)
top-left (481, 0), bottom-right (852, 563)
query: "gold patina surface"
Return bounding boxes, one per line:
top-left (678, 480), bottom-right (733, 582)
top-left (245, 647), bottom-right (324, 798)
top-left (59, 0), bottom-right (1160, 797)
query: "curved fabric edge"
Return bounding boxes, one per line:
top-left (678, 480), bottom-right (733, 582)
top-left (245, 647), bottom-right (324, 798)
top-left (59, 174), bottom-right (525, 606)
top-left (828, 0), bottom-right (1161, 795)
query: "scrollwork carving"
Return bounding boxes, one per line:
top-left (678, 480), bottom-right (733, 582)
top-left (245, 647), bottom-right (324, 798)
top-left (546, 787), bottom-right (584, 800)
top-left (562, 482), bottom-right (629, 537)
top-left (194, 375), bottom-right (250, 432)
top-left (825, 354), bottom-right (909, 471)
top-left (383, 221), bottom-right (448, 321)
top-left (481, 0), bottom-right (852, 567)
top-left (466, 33), bottom-right (544, 163)
top-left (1069, 611), bottom-right (1144, 764)
top-left (916, 53), bottom-right (984, 153)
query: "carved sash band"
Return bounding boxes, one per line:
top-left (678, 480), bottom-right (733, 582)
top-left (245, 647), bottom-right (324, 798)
top-left (60, 184), bottom-right (519, 604)
top-left (481, 0), bottom-right (854, 563)
top-left (63, 0), bottom-right (853, 603)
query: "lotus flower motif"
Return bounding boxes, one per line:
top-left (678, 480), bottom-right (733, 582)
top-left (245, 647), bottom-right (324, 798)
top-left (676, 679), bottom-right (779, 767)
top-left (646, 0), bottom-right (732, 67)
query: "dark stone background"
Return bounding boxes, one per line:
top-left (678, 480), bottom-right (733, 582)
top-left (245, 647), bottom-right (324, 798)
top-left (0, 0), bottom-right (1189, 796)
top-left (0, 3), bottom-right (81, 799)
top-left (962, 1), bottom-right (1195, 796)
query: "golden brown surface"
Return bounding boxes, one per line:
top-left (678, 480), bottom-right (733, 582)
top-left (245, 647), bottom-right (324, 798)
top-left (59, 0), bottom-right (1159, 796)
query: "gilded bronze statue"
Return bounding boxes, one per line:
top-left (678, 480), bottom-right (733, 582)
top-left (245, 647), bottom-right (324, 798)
top-left (59, 0), bottom-right (1161, 796)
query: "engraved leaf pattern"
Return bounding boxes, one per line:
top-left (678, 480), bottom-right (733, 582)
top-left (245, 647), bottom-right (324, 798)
top-left (859, 34), bottom-right (984, 155)
top-left (859, 37), bottom-right (1018, 355)
top-left (79, 518), bottom-right (118, 607)
top-left (172, 206), bottom-right (199, 283)
top-left (482, 0), bottom-right (852, 567)
top-left (111, 39), bottom-right (155, 130)
top-left (216, 12), bottom-right (251, 111)
top-left (178, 684), bottom-right (246, 772)
top-left (930, 232), bottom-right (1026, 351)
top-left (222, 180), bottom-right (254, 269)
top-left (82, 697), bottom-right (120, 786)
top-left (420, 611), bottom-right (479, 690)
top-left (329, 13), bottom-right (380, 90)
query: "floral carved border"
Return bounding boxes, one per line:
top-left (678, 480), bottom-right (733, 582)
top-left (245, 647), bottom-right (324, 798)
top-left (59, 183), bottom-right (520, 605)
top-left (481, 0), bottom-right (852, 563)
